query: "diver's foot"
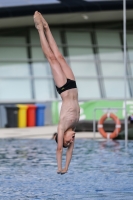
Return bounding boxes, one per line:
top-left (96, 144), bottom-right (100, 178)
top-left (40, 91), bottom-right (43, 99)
top-left (33, 11), bottom-right (43, 31)
top-left (57, 169), bottom-right (62, 174)
top-left (39, 12), bottom-right (49, 30)
top-left (61, 168), bottom-right (68, 174)
top-left (57, 171), bottom-right (61, 174)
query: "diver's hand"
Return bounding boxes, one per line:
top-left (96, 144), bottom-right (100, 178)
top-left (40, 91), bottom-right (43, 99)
top-left (57, 169), bottom-right (62, 174)
top-left (61, 168), bottom-right (68, 174)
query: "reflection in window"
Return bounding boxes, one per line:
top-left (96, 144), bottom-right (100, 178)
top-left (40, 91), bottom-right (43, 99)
top-left (0, 37), bottom-right (27, 60)
top-left (130, 63), bottom-right (133, 76)
top-left (65, 31), bottom-right (99, 98)
top-left (101, 62), bottom-right (124, 76)
top-left (70, 61), bottom-right (97, 77)
top-left (0, 27), bottom-right (133, 101)
top-left (0, 63), bottom-right (30, 77)
top-left (127, 34), bottom-right (133, 47)
top-left (97, 31), bottom-right (121, 46)
top-left (0, 79), bottom-right (31, 100)
top-left (104, 79), bottom-right (130, 98)
top-left (96, 31), bottom-right (123, 61)
top-left (127, 34), bottom-right (133, 62)
top-left (66, 32), bottom-right (94, 60)
top-left (98, 48), bottom-right (123, 61)
top-left (34, 79), bottom-right (55, 100)
top-left (77, 79), bottom-right (100, 99)
top-left (32, 62), bottom-right (51, 76)
top-left (0, 36), bottom-right (31, 100)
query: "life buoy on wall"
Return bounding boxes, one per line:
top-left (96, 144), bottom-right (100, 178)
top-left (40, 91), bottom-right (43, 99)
top-left (97, 113), bottom-right (121, 139)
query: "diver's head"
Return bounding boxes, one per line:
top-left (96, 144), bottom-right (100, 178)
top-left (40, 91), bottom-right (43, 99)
top-left (54, 128), bottom-right (75, 148)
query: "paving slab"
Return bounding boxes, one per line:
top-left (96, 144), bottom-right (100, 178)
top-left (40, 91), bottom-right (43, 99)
top-left (0, 126), bottom-right (103, 139)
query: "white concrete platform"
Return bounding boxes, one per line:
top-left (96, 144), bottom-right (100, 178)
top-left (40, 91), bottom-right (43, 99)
top-left (0, 126), bottom-right (103, 139)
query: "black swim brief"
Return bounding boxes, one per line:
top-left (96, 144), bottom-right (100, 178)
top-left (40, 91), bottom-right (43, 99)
top-left (56, 79), bottom-right (77, 94)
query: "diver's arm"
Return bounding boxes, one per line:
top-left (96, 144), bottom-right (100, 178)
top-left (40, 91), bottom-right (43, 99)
top-left (56, 125), bottom-right (64, 173)
top-left (61, 140), bottom-right (74, 174)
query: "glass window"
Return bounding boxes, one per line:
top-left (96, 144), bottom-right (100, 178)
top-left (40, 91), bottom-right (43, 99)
top-left (0, 36), bottom-right (25, 45)
top-left (98, 48), bottom-right (123, 61)
top-left (70, 61), bottom-right (97, 77)
top-left (66, 32), bottom-right (96, 77)
top-left (128, 50), bottom-right (133, 62)
top-left (104, 79), bottom-right (130, 98)
top-left (127, 34), bottom-right (133, 47)
top-left (65, 31), bottom-right (100, 99)
top-left (32, 62), bottom-right (51, 76)
top-left (0, 47), bottom-right (27, 60)
top-left (66, 32), bottom-right (94, 59)
top-left (66, 32), bottom-right (92, 46)
top-left (0, 63), bottom-right (30, 77)
top-left (97, 31), bottom-right (121, 46)
top-left (34, 79), bottom-right (55, 100)
top-left (96, 31), bottom-right (123, 61)
top-left (1, 27), bottom-right (132, 101)
top-left (0, 79), bottom-right (31, 100)
top-left (101, 62), bottom-right (124, 76)
top-left (126, 34), bottom-right (133, 62)
top-left (31, 46), bottom-right (46, 60)
top-left (65, 32), bottom-right (100, 98)
top-left (0, 36), bottom-right (31, 100)
top-left (0, 37), bottom-right (27, 60)
top-left (130, 63), bottom-right (133, 76)
top-left (77, 79), bottom-right (100, 99)
top-left (96, 31), bottom-right (128, 98)
top-left (67, 47), bottom-right (94, 60)
top-left (30, 29), bottom-right (40, 44)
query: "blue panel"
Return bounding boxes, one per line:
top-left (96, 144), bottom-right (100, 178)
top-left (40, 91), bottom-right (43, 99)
top-left (84, 0), bottom-right (122, 1)
top-left (0, 0), bottom-right (60, 8)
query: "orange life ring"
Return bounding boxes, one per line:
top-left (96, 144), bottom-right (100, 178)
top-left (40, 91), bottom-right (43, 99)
top-left (97, 113), bottom-right (121, 139)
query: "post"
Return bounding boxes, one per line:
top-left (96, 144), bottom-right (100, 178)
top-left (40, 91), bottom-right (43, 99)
top-left (123, 0), bottom-right (128, 148)
top-left (93, 109), bottom-right (96, 139)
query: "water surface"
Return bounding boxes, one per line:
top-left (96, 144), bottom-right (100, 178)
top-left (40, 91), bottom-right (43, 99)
top-left (0, 139), bottom-right (133, 200)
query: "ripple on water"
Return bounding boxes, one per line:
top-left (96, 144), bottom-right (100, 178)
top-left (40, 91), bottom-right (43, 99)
top-left (0, 139), bottom-right (133, 200)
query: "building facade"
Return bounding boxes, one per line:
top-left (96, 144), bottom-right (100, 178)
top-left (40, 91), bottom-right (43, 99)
top-left (0, 0), bottom-right (133, 127)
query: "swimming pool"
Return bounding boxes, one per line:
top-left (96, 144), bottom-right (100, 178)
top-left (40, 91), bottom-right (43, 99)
top-left (0, 138), bottom-right (133, 200)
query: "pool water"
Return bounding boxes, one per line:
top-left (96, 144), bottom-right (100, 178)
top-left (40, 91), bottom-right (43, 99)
top-left (0, 139), bottom-right (133, 200)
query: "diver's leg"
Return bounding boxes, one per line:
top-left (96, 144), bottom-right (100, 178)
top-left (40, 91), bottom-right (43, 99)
top-left (34, 11), bottom-right (67, 87)
top-left (40, 13), bottom-right (75, 80)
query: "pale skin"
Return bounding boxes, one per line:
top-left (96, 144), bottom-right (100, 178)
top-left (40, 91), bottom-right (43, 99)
top-left (33, 11), bottom-right (80, 174)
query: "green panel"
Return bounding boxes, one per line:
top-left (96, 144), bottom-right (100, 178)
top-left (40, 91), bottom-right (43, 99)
top-left (52, 100), bottom-right (133, 124)
top-left (80, 100), bottom-right (123, 120)
top-left (52, 101), bottom-right (59, 125)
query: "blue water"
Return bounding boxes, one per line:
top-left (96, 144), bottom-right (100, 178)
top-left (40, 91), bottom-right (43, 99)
top-left (0, 138), bottom-right (133, 200)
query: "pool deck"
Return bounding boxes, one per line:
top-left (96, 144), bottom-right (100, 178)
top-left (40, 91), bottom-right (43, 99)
top-left (0, 126), bottom-right (103, 139)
